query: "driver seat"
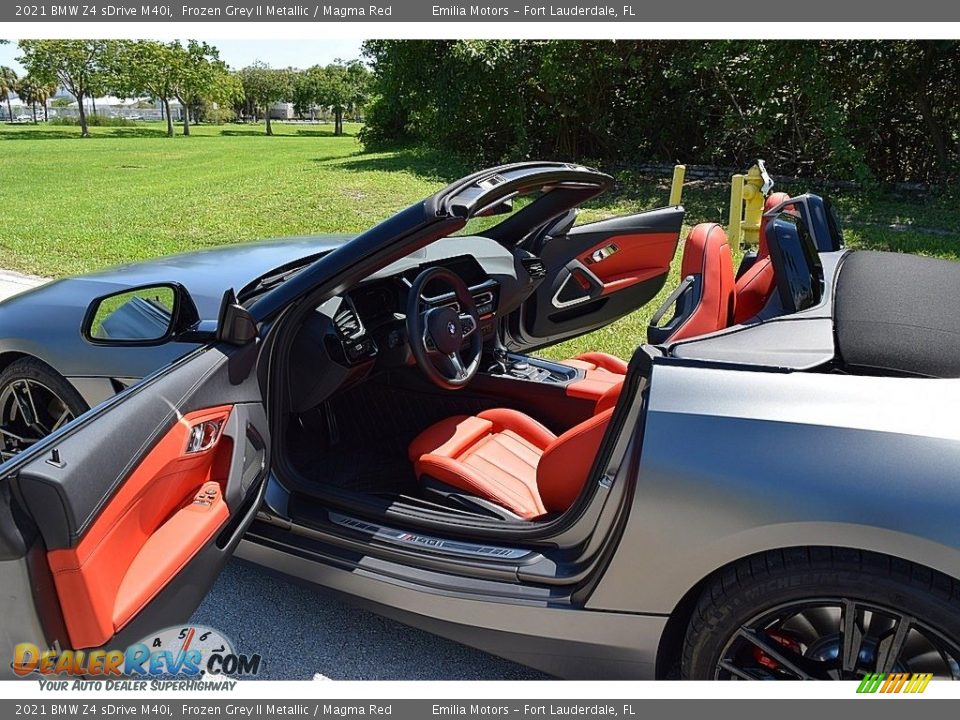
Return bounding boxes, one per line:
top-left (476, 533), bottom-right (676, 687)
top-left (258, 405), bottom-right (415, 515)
top-left (408, 385), bottom-right (621, 519)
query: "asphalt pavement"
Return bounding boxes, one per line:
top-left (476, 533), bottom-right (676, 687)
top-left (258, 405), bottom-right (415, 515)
top-left (192, 559), bottom-right (546, 680)
top-left (0, 268), bottom-right (545, 681)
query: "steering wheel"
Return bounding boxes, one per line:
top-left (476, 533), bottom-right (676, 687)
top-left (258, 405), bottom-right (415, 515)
top-left (406, 267), bottom-right (482, 390)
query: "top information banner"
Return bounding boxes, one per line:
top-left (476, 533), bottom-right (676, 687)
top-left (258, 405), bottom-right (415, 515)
top-left (7, 0), bottom-right (959, 22)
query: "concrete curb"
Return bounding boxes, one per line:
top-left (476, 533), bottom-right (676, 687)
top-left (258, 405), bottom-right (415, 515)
top-left (0, 269), bottom-right (46, 301)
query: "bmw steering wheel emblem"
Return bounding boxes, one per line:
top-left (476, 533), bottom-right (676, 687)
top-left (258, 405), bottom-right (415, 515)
top-left (447, 321), bottom-right (457, 335)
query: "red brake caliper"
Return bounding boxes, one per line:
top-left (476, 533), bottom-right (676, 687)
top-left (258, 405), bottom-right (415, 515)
top-left (753, 630), bottom-right (803, 671)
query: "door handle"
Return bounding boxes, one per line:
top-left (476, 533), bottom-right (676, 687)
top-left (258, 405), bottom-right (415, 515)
top-left (551, 261), bottom-right (605, 309)
top-left (589, 244), bottom-right (619, 264)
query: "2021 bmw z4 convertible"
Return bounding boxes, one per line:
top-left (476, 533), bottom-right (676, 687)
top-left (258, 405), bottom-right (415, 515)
top-left (2, 162), bottom-right (960, 680)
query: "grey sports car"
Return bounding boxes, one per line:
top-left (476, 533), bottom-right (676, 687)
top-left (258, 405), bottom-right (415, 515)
top-left (2, 162), bottom-right (960, 681)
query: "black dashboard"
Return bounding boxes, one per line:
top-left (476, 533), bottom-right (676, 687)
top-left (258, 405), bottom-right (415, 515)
top-left (286, 235), bottom-right (541, 412)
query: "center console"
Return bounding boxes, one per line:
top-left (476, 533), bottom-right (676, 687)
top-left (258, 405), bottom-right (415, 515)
top-left (487, 351), bottom-right (579, 384)
top-left (480, 349), bottom-right (622, 411)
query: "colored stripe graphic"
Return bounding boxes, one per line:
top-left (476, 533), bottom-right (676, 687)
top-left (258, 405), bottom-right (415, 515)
top-left (856, 672), bottom-right (933, 694)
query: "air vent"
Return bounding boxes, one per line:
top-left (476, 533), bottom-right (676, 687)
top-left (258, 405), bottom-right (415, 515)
top-left (333, 300), bottom-right (364, 340)
top-left (521, 257), bottom-right (548, 280)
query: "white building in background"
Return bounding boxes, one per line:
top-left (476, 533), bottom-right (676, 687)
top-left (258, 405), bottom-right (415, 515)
top-left (269, 102), bottom-right (296, 120)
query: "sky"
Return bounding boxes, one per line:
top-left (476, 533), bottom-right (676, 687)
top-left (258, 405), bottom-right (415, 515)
top-left (0, 38), bottom-right (365, 74)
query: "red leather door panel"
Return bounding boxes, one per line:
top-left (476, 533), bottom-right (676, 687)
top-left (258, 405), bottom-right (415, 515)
top-left (577, 232), bottom-right (679, 296)
top-left (46, 406), bottom-right (234, 649)
top-left (509, 205), bottom-right (684, 352)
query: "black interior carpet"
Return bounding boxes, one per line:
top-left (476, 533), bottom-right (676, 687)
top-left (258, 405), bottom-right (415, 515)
top-left (287, 375), bottom-right (498, 496)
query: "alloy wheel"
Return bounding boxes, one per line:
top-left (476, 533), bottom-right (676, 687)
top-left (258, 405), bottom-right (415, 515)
top-left (0, 378), bottom-right (75, 461)
top-left (716, 597), bottom-right (960, 680)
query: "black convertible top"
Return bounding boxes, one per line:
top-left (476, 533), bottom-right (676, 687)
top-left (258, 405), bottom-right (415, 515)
top-left (834, 250), bottom-right (960, 377)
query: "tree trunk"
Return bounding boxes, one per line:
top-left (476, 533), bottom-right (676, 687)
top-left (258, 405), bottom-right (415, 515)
top-left (181, 98), bottom-right (191, 136)
top-left (164, 99), bottom-right (173, 137)
top-left (77, 98), bottom-right (89, 137)
top-left (43, 102), bottom-right (48, 122)
top-left (5, 96), bottom-right (11, 123)
top-left (915, 44), bottom-right (950, 181)
top-left (335, 108), bottom-right (343, 136)
top-left (31, 102), bottom-right (37, 123)
top-left (90, 93), bottom-right (96, 116)
top-left (265, 108), bottom-right (273, 136)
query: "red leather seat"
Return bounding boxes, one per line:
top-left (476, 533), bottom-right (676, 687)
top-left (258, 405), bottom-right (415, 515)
top-left (409, 386), bottom-right (621, 519)
top-left (663, 222), bottom-right (736, 343)
top-left (734, 192), bottom-right (792, 323)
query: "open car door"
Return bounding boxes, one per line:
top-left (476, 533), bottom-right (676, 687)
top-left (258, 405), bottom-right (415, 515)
top-left (0, 337), bottom-right (268, 674)
top-left (503, 205), bottom-right (685, 352)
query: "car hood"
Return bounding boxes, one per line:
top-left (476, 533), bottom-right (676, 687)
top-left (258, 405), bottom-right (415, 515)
top-left (22, 235), bottom-right (353, 320)
top-left (79, 235), bottom-right (351, 293)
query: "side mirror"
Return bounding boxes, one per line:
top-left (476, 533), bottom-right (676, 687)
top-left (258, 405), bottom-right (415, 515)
top-left (82, 283), bottom-right (200, 346)
top-left (216, 289), bottom-right (258, 346)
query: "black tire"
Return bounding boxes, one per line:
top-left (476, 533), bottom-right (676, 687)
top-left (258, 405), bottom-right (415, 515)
top-left (0, 357), bottom-right (89, 459)
top-left (682, 547), bottom-right (960, 680)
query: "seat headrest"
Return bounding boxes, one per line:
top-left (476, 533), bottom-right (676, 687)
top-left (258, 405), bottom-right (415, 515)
top-left (667, 222), bottom-right (736, 343)
top-left (680, 223), bottom-right (729, 278)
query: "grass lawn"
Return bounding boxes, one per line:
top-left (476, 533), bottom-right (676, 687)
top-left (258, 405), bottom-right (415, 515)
top-left (1, 120), bottom-right (957, 362)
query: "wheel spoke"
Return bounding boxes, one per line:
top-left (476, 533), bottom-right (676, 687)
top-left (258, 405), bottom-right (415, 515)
top-left (0, 426), bottom-right (34, 443)
top-left (737, 627), bottom-right (815, 679)
top-left (798, 606), bottom-right (838, 638)
top-left (17, 380), bottom-right (54, 434)
top-left (718, 660), bottom-right (766, 680)
top-left (51, 408), bottom-right (73, 432)
top-left (875, 614), bottom-right (913, 673)
top-left (12, 381), bottom-right (38, 427)
top-left (840, 600), bottom-right (866, 676)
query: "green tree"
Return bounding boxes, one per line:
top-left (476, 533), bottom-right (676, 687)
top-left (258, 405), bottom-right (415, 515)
top-left (18, 40), bottom-right (107, 137)
top-left (314, 60), bottom-right (369, 135)
top-left (361, 40), bottom-right (960, 183)
top-left (291, 66), bottom-right (322, 120)
top-left (0, 66), bottom-right (17, 122)
top-left (43, 80), bottom-right (58, 121)
top-left (107, 40), bottom-right (180, 137)
top-left (171, 40), bottom-right (236, 136)
top-left (238, 62), bottom-right (293, 136)
top-left (15, 75), bottom-right (55, 123)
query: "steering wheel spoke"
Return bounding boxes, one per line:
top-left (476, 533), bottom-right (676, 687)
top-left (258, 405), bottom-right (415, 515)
top-left (443, 351), bottom-right (468, 380)
top-left (405, 267), bottom-right (483, 390)
top-left (459, 313), bottom-right (477, 338)
top-left (422, 326), bottom-right (440, 354)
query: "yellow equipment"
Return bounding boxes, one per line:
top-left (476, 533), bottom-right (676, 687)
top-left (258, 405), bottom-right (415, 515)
top-left (727, 160), bottom-right (774, 249)
top-left (668, 164), bottom-right (686, 207)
